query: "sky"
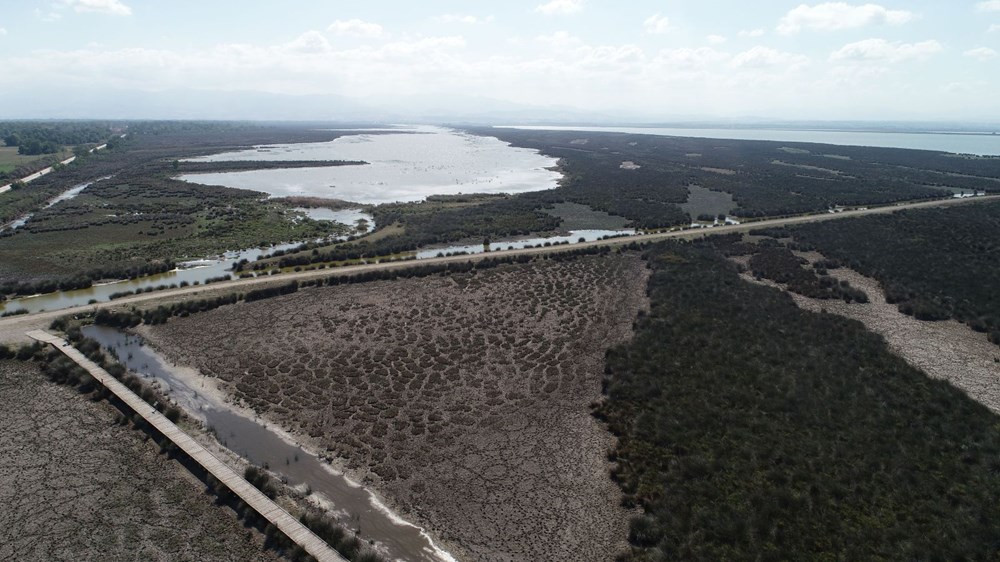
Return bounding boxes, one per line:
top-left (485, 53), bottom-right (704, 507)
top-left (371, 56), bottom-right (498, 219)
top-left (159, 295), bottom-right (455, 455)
top-left (1, 0), bottom-right (999, 122)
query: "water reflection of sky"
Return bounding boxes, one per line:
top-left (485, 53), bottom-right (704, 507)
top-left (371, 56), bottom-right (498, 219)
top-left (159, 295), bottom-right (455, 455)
top-left (180, 126), bottom-right (561, 204)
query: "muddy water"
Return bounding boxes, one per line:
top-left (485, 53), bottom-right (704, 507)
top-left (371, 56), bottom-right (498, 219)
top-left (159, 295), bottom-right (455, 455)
top-left (415, 228), bottom-right (635, 259)
top-left (0, 222), bottom-right (622, 313)
top-left (82, 325), bottom-right (455, 562)
top-left (178, 125), bottom-right (561, 203)
top-left (0, 241), bottom-right (307, 315)
top-left (296, 207), bottom-right (376, 235)
top-left (0, 208), bottom-right (372, 315)
top-left (0, 176), bottom-right (111, 233)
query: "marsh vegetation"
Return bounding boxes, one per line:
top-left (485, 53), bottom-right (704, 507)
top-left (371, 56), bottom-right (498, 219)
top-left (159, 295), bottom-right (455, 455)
top-left (142, 252), bottom-right (649, 561)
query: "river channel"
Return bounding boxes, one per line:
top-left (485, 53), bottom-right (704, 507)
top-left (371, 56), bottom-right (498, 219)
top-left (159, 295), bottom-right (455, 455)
top-left (82, 325), bottom-right (456, 562)
top-left (0, 175), bottom-right (112, 232)
top-left (0, 206), bottom-right (378, 315)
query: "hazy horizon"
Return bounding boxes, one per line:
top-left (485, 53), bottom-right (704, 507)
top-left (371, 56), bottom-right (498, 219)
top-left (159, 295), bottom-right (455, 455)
top-left (2, 1), bottom-right (999, 122)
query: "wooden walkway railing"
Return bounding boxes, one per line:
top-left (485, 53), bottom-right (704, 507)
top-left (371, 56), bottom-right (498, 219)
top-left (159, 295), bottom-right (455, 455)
top-left (27, 330), bottom-right (347, 562)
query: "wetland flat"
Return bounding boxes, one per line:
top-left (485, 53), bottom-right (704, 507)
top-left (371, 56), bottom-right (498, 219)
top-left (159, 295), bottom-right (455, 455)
top-left (143, 253), bottom-right (649, 561)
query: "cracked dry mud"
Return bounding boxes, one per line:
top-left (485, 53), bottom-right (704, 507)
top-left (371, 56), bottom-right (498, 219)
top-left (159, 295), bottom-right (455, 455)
top-left (144, 254), bottom-right (649, 561)
top-left (0, 360), bottom-right (282, 562)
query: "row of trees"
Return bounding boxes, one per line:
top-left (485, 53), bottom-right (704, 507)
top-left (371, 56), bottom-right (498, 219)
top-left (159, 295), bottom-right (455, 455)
top-left (0, 261), bottom-right (175, 299)
top-left (95, 245), bottom-right (617, 330)
top-left (1, 122), bottom-right (115, 155)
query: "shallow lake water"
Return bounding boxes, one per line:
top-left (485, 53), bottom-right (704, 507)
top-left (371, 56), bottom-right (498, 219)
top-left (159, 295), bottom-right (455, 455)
top-left (0, 241), bottom-right (305, 315)
top-left (415, 228), bottom-right (635, 259)
top-left (0, 176), bottom-right (111, 232)
top-left (179, 126), bottom-right (561, 203)
top-left (82, 325), bottom-right (456, 562)
top-left (501, 125), bottom-right (1000, 156)
top-left (296, 207), bottom-right (375, 234)
top-left (0, 206), bottom-right (378, 315)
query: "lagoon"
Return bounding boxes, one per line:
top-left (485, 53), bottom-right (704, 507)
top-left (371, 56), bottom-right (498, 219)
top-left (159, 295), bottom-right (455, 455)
top-left (180, 126), bottom-right (561, 204)
top-left (500, 125), bottom-right (1000, 155)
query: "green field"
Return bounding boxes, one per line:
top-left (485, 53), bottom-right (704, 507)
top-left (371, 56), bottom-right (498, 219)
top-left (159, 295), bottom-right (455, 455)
top-left (0, 146), bottom-right (72, 177)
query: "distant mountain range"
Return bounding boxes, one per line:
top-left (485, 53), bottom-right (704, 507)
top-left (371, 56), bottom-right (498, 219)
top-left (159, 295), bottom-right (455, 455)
top-left (2, 87), bottom-right (998, 132)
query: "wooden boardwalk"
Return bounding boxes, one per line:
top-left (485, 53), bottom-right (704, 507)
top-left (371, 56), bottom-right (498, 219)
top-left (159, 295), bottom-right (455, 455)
top-left (27, 330), bottom-right (347, 562)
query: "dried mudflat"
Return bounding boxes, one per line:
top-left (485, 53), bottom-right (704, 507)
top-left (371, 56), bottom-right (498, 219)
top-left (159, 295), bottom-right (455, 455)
top-left (0, 360), bottom-right (281, 562)
top-left (144, 253), bottom-right (650, 561)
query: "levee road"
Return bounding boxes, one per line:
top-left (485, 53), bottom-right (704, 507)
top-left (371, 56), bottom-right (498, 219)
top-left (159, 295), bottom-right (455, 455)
top-left (1, 194), bottom-right (997, 344)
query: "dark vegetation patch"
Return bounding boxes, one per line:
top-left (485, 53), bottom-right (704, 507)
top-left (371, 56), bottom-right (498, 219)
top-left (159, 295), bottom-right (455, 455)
top-left (175, 159), bottom-right (366, 174)
top-left (484, 128), bottom-right (998, 219)
top-left (679, 185), bottom-right (736, 220)
top-left (542, 201), bottom-right (630, 230)
top-left (598, 239), bottom-right (1000, 560)
top-left (748, 246), bottom-right (868, 303)
top-left (789, 201), bottom-right (1000, 345)
top-left (1, 121), bottom-right (113, 156)
top-left (0, 121), bottom-right (115, 179)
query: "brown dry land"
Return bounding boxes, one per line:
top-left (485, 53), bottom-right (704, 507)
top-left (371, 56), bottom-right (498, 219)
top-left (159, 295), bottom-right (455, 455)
top-left (143, 253), bottom-right (649, 561)
top-left (0, 360), bottom-right (282, 562)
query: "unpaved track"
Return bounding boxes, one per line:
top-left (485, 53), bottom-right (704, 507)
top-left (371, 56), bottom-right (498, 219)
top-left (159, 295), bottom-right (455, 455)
top-left (1, 194), bottom-right (997, 344)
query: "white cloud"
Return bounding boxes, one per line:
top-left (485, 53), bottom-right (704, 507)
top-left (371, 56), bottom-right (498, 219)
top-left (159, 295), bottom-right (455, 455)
top-left (989, 24), bottom-right (1000, 33)
top-left (63, 0), bottom-right (132, 16)
top-left (535, 30), bottom-right (583, 49)
top-left (0, 32), bottom-right (470, 99)
top-left (976, 1), bottom-right (1000, 11)
top-left (327, 19), bottom-right (385, 38)
top-left (738, 28), bottom-right (765, 38)
top-left (0, 28), bottom-right (6, 36)
top-left (435, 14), bottom-right (494, 24)
top-left (706, 34), bottom-right (727, 44)
top-left (964, 47), bottom-right (998, 60)
top-left (777, 3), bottom-right (912, 34)
top-left (284, 30), bottom-right (332, 54)
top-left (6, 22), bottom-right (992, 120)
top-left (731, 46), bottom-right (809, 69)
top-left (830, 38), bottom-right (942, 63)
top-left (654, 47), bottom-right (729, 68)
top-left (643, 14), bottom-right (670, 34)
top-left (534, 0), bottom-right (582, 15)
top-left (35, 8), bottom-right (62, 21)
